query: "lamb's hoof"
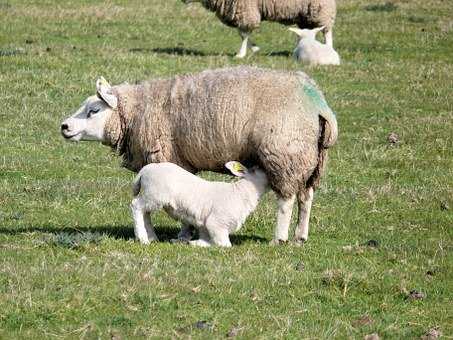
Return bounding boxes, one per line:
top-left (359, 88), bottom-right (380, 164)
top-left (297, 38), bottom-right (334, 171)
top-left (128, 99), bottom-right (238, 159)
top-left (269, 239), bottom-right (289, 245)
top-left (139, 238), bottom-right (158, 245)
top-left (251, 46), bottom-right (260, 53)
top-left (189, 239), bottom-right (211, 247)
top-left (293, 238), bottom-right (307, 247)
top-left (234, 53), bottom-right (246, 59)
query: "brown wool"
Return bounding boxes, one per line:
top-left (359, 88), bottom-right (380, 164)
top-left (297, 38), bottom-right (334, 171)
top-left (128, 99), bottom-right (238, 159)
top-left (104, 66), bottom-right (337, 198)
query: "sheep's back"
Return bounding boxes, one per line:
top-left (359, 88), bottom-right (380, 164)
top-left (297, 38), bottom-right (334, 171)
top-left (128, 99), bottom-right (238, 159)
top-left (169, 67), bottom-right (321, 172)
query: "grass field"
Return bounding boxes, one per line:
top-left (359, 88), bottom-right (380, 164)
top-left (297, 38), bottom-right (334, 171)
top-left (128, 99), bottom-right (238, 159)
top-left (1, 0), bottom-right (452, 338)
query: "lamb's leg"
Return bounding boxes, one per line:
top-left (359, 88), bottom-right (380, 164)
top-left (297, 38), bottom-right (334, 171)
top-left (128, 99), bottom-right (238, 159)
top-left (271, 195), bottom-right (296, 244)
top-left (207, 226), bottom-right (232, 248)
top-left (294, 187), bottom-right (314, 244)
top-left (131, 198), bottom-right (158, 244)
top-left (235, 30), bottom-right (250, 58)
top-left (177, 223), bottom-right (195, 241)
top-left (189, 227), bottom-right (212, 247)
top-left (324, 28), bottom-right (333, 47)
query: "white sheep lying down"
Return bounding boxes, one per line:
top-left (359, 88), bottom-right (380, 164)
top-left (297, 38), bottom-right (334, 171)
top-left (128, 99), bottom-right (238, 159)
top-left (131, 161), bottom-right (269, 247)
top-left (289, 26), bottom-right (340, 65)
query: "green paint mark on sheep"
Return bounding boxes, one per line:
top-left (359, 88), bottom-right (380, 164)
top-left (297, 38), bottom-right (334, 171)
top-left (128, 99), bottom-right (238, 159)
top-left (303, 83), bottom-right (335, 115)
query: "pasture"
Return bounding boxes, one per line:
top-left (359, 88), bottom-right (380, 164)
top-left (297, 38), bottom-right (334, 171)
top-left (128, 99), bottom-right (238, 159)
top-left (0, 0), bottom-right (452, 338)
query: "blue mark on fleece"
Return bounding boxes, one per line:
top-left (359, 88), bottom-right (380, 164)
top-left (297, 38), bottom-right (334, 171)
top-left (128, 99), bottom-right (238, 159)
top-left (303, 82), bottom-right (336, 116)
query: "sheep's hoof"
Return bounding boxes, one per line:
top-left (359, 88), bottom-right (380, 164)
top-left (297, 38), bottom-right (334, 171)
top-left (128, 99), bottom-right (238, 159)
top-left (251, 46), bottom-right (260, 53)
top-left (234, 53), bottom-right (246, 59)
top-left (269, 239), bottom-right (289, 246)
top-left (293, 238), bottom-right (307, 247)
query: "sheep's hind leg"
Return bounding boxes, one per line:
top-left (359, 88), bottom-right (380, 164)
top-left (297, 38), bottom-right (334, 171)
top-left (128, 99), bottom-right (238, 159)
top-left (131, 198), bottom-right (158, 244)
top-left (270, 195), bottom-right (296, 244)
top-left (294, 187), bottom-right (314, 245)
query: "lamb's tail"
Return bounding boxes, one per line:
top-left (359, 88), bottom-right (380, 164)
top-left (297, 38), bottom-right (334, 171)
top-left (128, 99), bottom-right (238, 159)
top-left (132, 173), bottom-right (142, 197)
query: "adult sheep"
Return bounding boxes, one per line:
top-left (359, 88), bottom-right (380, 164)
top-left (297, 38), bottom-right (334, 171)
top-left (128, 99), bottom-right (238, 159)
top-left (181, 0), bottom-right (336, 58)
top-left (60, 66), bottom-right (338, 244)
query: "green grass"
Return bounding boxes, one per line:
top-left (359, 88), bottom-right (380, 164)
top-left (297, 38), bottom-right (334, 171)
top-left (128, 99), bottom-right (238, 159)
top-left (1, 0), bottom-right (452, 338)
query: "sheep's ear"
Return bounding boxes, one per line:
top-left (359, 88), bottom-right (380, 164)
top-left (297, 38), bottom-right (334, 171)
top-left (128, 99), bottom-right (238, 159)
top-left (289, 27), bottom-right (304, 36)
top-left (225, 161), bottom-right (248, 177)
top-left (96, 76), bottom-right (118, 109)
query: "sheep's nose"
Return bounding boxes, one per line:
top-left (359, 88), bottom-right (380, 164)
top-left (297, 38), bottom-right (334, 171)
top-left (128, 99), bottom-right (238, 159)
top-left (61, 123), bottom-right (69, 131)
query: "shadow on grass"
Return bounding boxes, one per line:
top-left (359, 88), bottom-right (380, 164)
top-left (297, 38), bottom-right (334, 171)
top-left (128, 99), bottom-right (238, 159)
top-left (364, 2), bottom-right (398, 12)
top-left (267, 50), bottom-right (292, 57)
top-left (130, 47), bottom-right (220, 57)
top-left (0, 224), bottom-right (268, 245)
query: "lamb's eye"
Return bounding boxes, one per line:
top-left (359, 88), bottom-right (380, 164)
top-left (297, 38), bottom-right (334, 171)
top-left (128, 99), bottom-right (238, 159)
top-left (87, 107), bottom-right (100, 117)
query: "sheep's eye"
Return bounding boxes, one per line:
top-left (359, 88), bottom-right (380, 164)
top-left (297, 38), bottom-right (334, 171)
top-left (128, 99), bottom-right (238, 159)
top-left (87, 107), bottom-right (100, 117)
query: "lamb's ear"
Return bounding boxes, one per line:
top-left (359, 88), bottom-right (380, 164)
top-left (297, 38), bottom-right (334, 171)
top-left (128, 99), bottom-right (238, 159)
top-left (289, 27), bottom-right (304, 36)
top-left (225, 161), bottom-right (248, 177)
top-left (96, 76), bottom-right (118, 109)
top-left (314, 26), bottom-right (326, 33)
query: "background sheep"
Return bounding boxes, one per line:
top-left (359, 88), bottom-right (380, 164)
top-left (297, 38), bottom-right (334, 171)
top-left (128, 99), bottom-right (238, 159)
top-left (289, 26), bottom-right (340, 65)
top-left (181, 0), bottom-right (336, 58)
top-left (131, 161), bottom-right (269, 247)
top-left (61, 66), bottom-right (338, 244)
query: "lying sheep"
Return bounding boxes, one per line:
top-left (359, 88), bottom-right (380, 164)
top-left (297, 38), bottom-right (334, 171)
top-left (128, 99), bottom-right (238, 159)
top-left (61, 66), bottom-right (338, 244)
top-left (181, 0), bottom-right (336, 58)
top-left (131, 161), bottom-right (269, 246)
top-left (289, 26), bottom-right (340, 65)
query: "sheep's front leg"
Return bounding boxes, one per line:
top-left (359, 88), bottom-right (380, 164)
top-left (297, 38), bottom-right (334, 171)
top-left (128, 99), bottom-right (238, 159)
top-left (131, 198), bottom-right (158, 244)
top-left (294, 187), bottom-right (314, 244)
top-left (270, 195), bottom-right (296, 244)
top-left (235, 30), bottom-right (260, 58)
top-left (324, 28), bottom-right (333, 47)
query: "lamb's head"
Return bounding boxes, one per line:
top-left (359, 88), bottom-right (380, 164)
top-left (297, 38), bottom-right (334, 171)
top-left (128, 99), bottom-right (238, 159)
top-left (225, 161), bottom-right (269, 190)
top-left (61, 77), bottom-right (117, 142)
top-left (289, 26), bottom-right (325, 41)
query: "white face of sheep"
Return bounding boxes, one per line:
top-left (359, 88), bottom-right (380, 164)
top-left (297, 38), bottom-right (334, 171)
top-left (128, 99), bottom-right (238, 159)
top-left (61, 77), bottom-right (117, 142)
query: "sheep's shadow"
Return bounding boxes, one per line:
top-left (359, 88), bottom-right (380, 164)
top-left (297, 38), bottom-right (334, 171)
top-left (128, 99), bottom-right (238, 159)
top-left (130, 47), bottom-right (227, 57)
top-left (364, 2), bottom-right (397, 12)
top-left (267, 50), bottom-right (292, 57)
top-left (0, 224), bottom-right (268, 245)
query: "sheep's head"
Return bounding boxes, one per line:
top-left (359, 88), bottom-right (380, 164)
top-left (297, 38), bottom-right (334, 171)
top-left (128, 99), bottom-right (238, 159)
top-left (61, 77), bottom-right (117, 142)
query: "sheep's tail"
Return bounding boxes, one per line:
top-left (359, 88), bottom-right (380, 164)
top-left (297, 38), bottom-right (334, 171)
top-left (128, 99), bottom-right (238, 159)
top-left (132, 173), bottom-right (142, 196)
top-left (319, 108), bottom-right (338, 148)
top-left (306, 114), bottom-right (337, 190)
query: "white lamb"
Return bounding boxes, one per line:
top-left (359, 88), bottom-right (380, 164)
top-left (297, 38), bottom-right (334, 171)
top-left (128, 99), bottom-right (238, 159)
top-left (130, 161), bottom-right (269, 247)
top-left (289, 26), bottom-right (340, 66)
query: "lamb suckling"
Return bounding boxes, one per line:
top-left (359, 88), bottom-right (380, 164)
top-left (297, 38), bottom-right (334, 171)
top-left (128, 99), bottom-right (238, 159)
top-left (181, 0), bottom-right (336, 58)
top-left (130, 161), bottom-right (269, 247)
top-left (289, 26), bottom-right (340, 65)
top-left (61, 66), bottom-right (338, 245)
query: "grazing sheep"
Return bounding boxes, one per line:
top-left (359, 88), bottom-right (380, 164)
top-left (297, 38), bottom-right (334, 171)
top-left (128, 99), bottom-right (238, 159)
top-left (131, 161), bottom-right (269, 246)
top-left (289, 26), bottom-right (340, 65)
top-left (181, 0), bottom-right (336, 58)
top-left (61, 66), bottom-right (338, 244)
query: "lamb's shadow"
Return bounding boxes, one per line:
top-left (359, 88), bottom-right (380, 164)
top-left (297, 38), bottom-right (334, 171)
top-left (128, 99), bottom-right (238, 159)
top-left (0, 224), bottom-right (268, 245)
